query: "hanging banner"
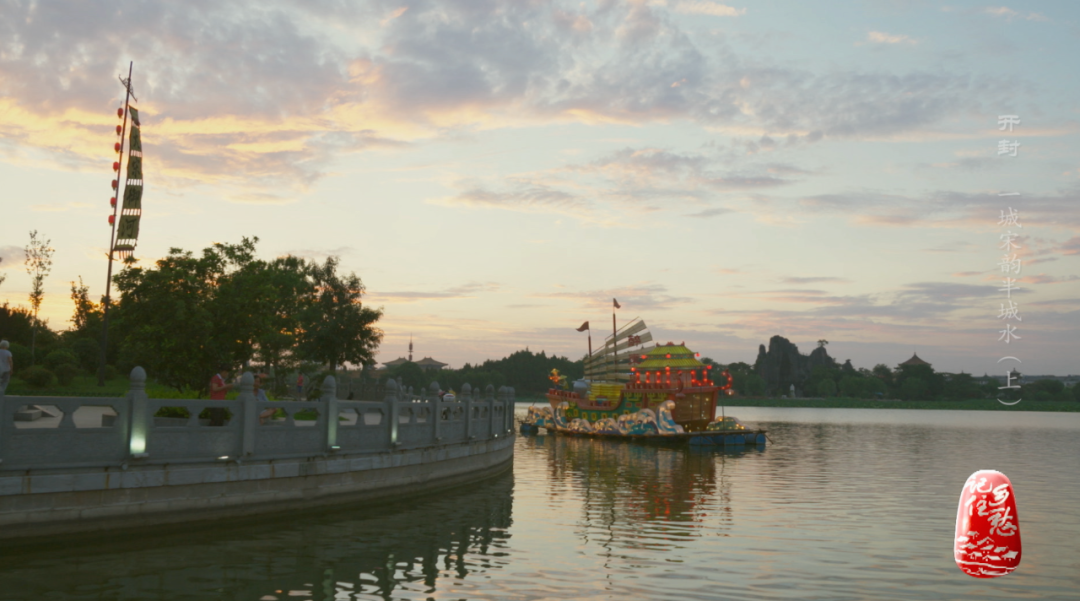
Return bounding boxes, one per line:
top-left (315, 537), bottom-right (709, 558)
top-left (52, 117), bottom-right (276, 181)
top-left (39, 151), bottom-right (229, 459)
top-left (114, 107), bottom-right (142, 259)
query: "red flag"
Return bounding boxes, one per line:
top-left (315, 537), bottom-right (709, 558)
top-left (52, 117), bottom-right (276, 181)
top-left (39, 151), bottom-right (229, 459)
top-left (576, 321), bottom-right (590, 332)
top-left (613, 298), bottom-right (621, 309)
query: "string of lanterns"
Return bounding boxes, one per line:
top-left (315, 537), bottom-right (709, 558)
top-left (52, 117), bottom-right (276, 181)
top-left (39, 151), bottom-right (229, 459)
top-left (108, 107), bottom-right (125, 225)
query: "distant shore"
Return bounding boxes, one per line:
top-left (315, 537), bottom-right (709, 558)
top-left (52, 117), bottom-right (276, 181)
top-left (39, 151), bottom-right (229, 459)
top-left (514, 396), bottom-right (1080, 412)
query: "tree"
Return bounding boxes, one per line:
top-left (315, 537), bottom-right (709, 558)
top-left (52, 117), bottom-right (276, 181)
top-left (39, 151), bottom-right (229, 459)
top-left (872, 363), bottom-right (894, 388)
top-left (839, 375), bottom-right (864, 398)
top-left (69, 277), bottom-right (102, 335)
top-left (817, 339), bottom-right (828, 348)
top-left (24, 230), bottom-right (54, 365)
top-left (384, 361), bottom-right (428, 391)
top-left (817, 378), bottom-right (836, 397)
top-left (0, 256), bottom-right (6, 290)
top-left (901, 377), bottom-right (927, 400)
top-left (296, 256), bottom-right (383, 372)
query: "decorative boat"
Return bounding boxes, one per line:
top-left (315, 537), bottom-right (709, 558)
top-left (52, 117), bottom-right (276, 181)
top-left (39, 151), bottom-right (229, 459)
top-left (520, 318), bottom-right (767, 447)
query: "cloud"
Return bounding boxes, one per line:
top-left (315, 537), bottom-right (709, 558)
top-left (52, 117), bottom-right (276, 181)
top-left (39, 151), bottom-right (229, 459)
top-left (281, 246), bottom-right (354, 260)
top-left (0, 0), bottom-right (1035, 196)
top-left (671, 2), bottom-right (746, 17)
top-left (785, 187), bottom-right (1080, 230)
top-left (1057, 236), bottom-right (1080, 256)
top-left (983, 6), bottom-right (1048, 21)
top-left (536, 284), bottom-right (693, 311)
top-left (1023, 274), bottom-right (1080, 285)
top-left (228, 192), bottom-right (297, 205)
top-left (863, 31), bottom-right (918, 45)
top-left (372, 282), bottom-right (501, 303)
top-left (0, 245), bottom-right (22, 269)
top-left (780, 276), bottom-right (851, 285)
top-left (432, 182), bottom-right (592, 218)
top-left (686, 207), bottom-right (734, 218)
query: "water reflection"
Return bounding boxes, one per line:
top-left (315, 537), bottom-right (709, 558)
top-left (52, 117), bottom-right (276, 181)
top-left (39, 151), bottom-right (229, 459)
top-left (0, 473), bottom-right (513, 600)
top-left (531, 434), bottom-right (759, 552)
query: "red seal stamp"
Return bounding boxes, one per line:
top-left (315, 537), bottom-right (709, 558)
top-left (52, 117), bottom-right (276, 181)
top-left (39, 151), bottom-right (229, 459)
top-left (954, 469), bottom-right (1021, 578)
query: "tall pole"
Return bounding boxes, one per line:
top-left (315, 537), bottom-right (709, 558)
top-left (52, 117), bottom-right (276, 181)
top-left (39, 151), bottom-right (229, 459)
top-left (98, 61), bottom-right (134, 386)
top-left (611, 303), bottom-right (618, 381)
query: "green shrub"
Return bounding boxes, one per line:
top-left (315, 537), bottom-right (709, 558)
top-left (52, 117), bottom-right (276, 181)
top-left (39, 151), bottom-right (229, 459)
top-left (21, 365), bottom-right (56, 388)
top-left (53, 363), bottom-right (81, 386)
top-left (104, 365), bottom-right (118, 380)
top-left (154, 406), bottom-right (191, 418)
top-left (44, 349), bottom-right (79, 371)
top-left (70, 339), bottom-right (100, 372)
top-left (8, 342), bottom-right (31, 370)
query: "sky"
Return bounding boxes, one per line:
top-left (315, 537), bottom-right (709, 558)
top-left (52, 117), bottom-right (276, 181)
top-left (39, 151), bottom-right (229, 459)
top-left (1, 0), bottom-right (1078, 377)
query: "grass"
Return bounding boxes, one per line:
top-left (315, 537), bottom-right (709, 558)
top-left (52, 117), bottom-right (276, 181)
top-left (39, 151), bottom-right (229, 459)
top-left (4, 374), bottom-right (131, 397)
top-left (4, 374), bottom-right (265, 400)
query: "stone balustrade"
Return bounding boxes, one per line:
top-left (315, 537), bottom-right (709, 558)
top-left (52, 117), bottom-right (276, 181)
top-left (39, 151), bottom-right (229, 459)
top-left (0, 367), bottom-right (516, 472)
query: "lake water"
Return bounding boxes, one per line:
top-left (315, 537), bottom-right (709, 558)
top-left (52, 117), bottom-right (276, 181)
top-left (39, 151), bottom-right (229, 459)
top-left (2, 406), bottom-right (1079, 600)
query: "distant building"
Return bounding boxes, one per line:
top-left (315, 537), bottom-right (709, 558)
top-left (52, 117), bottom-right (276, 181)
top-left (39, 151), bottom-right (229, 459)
top-left (899, 353), bottom-right (931, 369)
top-left (415, 357), bottom-right (448, 372)
top-left (381, 337), bottom-right (448, 372)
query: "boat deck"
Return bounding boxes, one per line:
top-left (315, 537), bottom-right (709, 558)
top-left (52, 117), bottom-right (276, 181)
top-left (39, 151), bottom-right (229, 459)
top-left (533, 426), bottom-right (767, 447)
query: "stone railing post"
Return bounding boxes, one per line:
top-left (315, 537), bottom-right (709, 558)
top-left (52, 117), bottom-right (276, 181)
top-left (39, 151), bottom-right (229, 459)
top-left (386, 379), bottom-right (400, 446)
top-left (506, 386), bottom-right (515, 433)
top-left (323, 375), bottom-right (338, 450)
top-left (461, 383), bottom-right (472, 403)
top-left (237, 372), bottom-right (256, 457)
top-left (493, 386), bottom-right (504, 438)
top-left (486, 384), bottom-right (495, 402)
top-left (128, 366), bottom-right (150, 458)
top-left (465, 384), bottom-right (474, 440)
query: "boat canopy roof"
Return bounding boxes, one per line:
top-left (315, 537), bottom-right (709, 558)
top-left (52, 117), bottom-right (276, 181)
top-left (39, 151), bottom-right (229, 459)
top-left (635, 342), bottom-right (704, 369)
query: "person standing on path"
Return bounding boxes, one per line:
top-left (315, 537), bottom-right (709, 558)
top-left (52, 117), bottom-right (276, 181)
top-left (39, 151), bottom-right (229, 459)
top-left (0, 340), bottom-right (12, 395)
top-left (296, 373), bottom-right (305, 401)
top-left (207, 365), bottom-right (233, 426)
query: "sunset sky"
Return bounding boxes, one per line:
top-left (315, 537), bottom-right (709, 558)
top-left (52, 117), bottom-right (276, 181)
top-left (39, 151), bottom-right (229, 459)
top-left (1, 1), bottom-right (1078, 376)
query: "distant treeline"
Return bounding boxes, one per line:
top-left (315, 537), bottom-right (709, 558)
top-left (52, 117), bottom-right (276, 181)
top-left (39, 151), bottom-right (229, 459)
top-left (381, 349), bottom-right (584, 396)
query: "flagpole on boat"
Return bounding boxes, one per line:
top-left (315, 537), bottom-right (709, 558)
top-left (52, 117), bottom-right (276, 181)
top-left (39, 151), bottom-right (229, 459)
top-left (611, 298), bottom-right (619, 382)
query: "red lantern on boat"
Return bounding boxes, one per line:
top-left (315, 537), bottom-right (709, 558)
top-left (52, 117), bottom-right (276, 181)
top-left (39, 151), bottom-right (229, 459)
top-left (117, 108), bottom-right (124, 118)
top-left (113, 161), bottom-right (120, 171)
top-left (114, 143), bottom-right (121, 153)
top-left (111, 179), bottom-right (118, 189)
top-left (955, 470), bottom-right (1021, 578)
top-left (116, 125), bottom-right (122, 135)
top-left (110, 197), bottom-right (116, 207)
top-left (108, 215), bottom-right (115, 225)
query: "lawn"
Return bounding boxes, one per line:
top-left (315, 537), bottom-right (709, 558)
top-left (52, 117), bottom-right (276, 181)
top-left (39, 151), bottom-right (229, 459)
top-left (5, 374), bottom-right (218, 399)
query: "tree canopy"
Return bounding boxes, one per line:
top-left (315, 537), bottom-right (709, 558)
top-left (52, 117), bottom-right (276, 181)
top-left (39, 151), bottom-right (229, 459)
top-left (112, 238), bottom-right (382, 394)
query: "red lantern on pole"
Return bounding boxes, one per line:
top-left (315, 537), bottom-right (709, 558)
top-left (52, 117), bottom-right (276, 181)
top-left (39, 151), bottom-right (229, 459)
top-left (110, 197), bottom-right (116, 207)
top-left (114, 143), bottom-right (121, 153)
top-left (116, 125), bottom-right (122, 135)
top-left (112, 161), bottom-right (120, 171)
top-left (111, 179), bottom-right (118, 189)
top-left (117, 108), bottom-right (124, 118)
top-left (108, 215), bottom-right (115, 225)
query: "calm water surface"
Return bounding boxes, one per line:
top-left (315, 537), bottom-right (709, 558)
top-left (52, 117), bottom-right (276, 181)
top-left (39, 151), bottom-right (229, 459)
top-left (2, 407), bottom-right (1078, 600)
